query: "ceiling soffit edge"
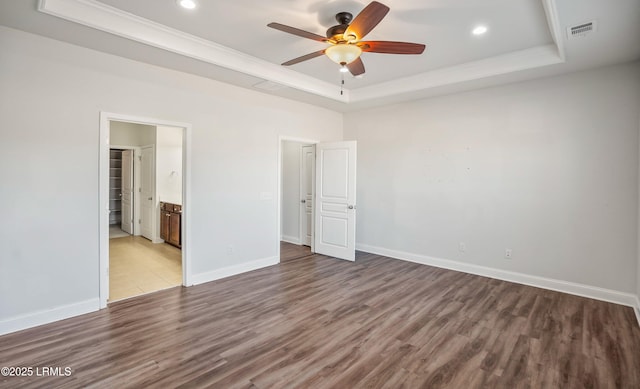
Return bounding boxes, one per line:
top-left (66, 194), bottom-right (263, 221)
top-left (38, 0), bottom-right (565, 104)
top-left (38, 0), bottom-right (350, 102)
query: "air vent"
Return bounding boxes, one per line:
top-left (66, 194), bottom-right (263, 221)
top-left (567, 20), bottom-right (597, 39)
top-left (253, 80), bottom-right (288, 91)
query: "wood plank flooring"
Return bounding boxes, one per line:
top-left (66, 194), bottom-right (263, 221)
top-left (280, 241), bottom-right (312, 262)
top-left (1, 244), bottom-right (639, 388)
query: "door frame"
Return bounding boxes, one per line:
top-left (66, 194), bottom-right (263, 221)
top-left (140, 144), bottom-right (158, 242)
top-left (277, 136), bottom-right (319, 261)
top-left (99, 112), bottom-right (193, 309)
top-left (299, 145), bottom-right (315, 246)
top-left (110, 145), bottom-right (141, 236)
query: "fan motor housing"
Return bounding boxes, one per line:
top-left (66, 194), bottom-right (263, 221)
top-left (326, 12), bottom-right (353, 40)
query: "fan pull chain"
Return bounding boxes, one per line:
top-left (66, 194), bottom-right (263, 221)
top-left (340, 73), bottom-right (345, 95)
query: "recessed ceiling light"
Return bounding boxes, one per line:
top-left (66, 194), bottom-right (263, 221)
top-left (177, 0), bottom-right (197, 10)
top-left (472, 25), bottom-right (488, 36)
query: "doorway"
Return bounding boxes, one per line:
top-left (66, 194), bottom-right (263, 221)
top-left (278, 137), bottom-right (358, 263)
top-left (109, 146), bottom-right (139, 239)
top-left (99, 113), bottom-right (192, 308)
top-left (280, 138), bottom-right (316, 263)
top-left (108, 122), bottom-right (182, 301)
top-left (280, 140), bottom-right (315, 247)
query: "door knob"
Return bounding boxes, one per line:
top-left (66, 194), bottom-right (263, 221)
top-left (301, 199), bottom-right (306, 203)
top-left (348, 205), bottom-right (356, 209)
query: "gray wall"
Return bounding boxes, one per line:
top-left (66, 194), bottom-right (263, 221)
top-left (0, 26), bottom-right (342, 332)
top-left (345, 62), bottom-right (640, 293)
top-left (110, 121), bottom-right (156, 147)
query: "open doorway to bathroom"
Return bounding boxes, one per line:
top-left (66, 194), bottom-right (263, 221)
top-left (107, 120), bottom-right (185, 302)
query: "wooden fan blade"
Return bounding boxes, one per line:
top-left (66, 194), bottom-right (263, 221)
top-left (359, 41), bottom-right (426, 54)
top-left (344, 1), bottom-right (390, 40)
top-left (347, 57), bottom-right (365, 76)
top-left (267, 22), bottom-right (327, 42)
top-left (282, 50), bottom-right (326, 66)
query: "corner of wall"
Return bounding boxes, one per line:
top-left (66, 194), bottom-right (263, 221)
top-left (637, 105), bottom-right (640, 326)
top-left (281, 235), bottom-right (301, 245)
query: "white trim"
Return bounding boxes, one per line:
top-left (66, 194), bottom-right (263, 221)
top-left (191, 256), bottom-right (279, 286)
top-left (635, 296), bottom-right (640, 327)
top-left (350, 45), bottom-right (564, 102)
top-left (182, 119), bottom-right (193, 286)
top-left (140, 144), bottom-right (157, 242)
top-left (99, 112), bottom-right (193, 307)
top-left (37, 0), bottom-right (565, 104)
top-left (0, 299), bottom-right (99, 336)
top-left (281, 235), bottom-right (301, 245)
top-left (298, 146), bottom-right (305, 247)
top-left (298, 145), bottom-right (316, 248)
top-left (38, 0), bottom-right (347, 102)
top-left (277, 136), bottom-right (319, 262)
top-left (356, 243), bottom-right (639, 309)
top-left (542, 0), bottom-right (566, 60)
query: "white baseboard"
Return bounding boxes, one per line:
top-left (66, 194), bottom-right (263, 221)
top-left (635, 296), bottom-right (640, 328)
top-left (356, 243), bottom-right (638, 310)
top-left (192, 256), bottom-right (279, 286)
top-left (281, 235), bottom-right (301, 245)
top-left (0, 298), bottom-right (99, 336)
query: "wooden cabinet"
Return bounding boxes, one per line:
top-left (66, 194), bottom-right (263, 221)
top-left (160, 202), bottom-right (181, 248)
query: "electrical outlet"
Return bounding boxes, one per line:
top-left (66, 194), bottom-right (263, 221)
top-left (505, 249), bottom-right (513, 259)
top-left (458, 242), bottom-right (466, 253)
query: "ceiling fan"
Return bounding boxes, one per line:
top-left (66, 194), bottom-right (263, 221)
top-left (267, 1), bottom-right (426, 76)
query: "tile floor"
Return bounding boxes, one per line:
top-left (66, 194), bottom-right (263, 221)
top-left (109, 236), bottom-right (182, 302)
top-left (109, 224), bottom-right (130, 239)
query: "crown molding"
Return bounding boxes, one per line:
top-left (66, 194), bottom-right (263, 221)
top-left (351, 44), bottom-right (563, 101)
top-left (38, 0), bottom-right (349, 102)
top-left (38, 0), bottom-right (565, 105)
top-left (542, 0), bottom-right (566, 61)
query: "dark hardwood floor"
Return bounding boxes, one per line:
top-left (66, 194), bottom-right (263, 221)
top-left (280, 241), bottom-right (312, 262)
top-left (1, 244), bottom-right (639, 388)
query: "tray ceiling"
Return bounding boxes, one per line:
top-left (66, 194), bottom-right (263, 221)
top-left (1, 0), bottom-right (639, 111)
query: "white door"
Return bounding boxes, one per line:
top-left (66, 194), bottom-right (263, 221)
top-left (314, 141), bottom-right (357, 261)
top-left (140, 145), bottom-right (155, 241)
top-left (121, 150), bottom-right (134, 234)
top-left (300, 145), bottom-right (315, 246)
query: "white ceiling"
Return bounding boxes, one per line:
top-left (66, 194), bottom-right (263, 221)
top-left (1, 0), bottom-right (639, 111)
top-left (96, 0), bottom-right (553, 87)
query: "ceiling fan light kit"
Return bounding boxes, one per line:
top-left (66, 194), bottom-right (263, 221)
top-left (267, 1), bottom-right (425, 80)
top-left (325, 44), bottom-right (362, 65)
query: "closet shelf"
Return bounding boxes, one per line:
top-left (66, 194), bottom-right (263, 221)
top-left (110, 149), bottom-right (124, 226)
